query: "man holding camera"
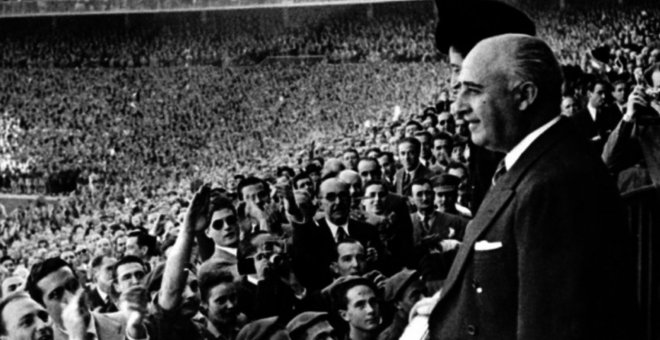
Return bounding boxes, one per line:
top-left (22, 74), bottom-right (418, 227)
top-left (602, 63), bottom-right (660, 192)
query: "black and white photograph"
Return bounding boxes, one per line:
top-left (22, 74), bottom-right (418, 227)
top-left (0, 0), bottom-right (658, 339)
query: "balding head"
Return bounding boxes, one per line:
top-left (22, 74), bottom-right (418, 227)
top-left (338, 170), bottom-right (363, 208)
top-left (319, 178), bottom-right (351, 225)
top-left (456, 34), bottom-right (562, 153)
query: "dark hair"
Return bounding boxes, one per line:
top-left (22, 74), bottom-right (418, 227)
top-left (0, 292), bottom-right (31, 335)
top-left (126, 230), bottom-right (158, 257)
top-left (276, 166), bottom-right (295, 179)
top-left (378, 152), bottom-right (394, 162)
top-left (236, 176), bottom-right (269, 201)
top-left (112, 255), bottom-right (145, 282)
top-left (292, 173), bottom-right (312, 189)
top-left (26, 257), bottom-right (76, 305)
top-left (332, 278), bottom-right (378, 312)
top-left (363, 179), bottom-right (388, 193)
top-left (404, 120), bottom-right (423, 130)
top-left (90, 255), bottom-right (110, 270)
top-left (364, 147), bottom-right (382, 158)
top-left (587, 77), bottom-right (610, 93)
top-left (411, 177), bottom-right (432, 188)
top-left (197, 261), bottom-right (235, 302)
top-left (414, 131), bottom-right (433, 141)
top-left (422, 113), bottom-right (438, 127)
top-left (0, 256), bottom-right (13, 265)
top-left (398, 137), bottom-right (422, 153)
top-left (433, 132), bottom-right (454, 147)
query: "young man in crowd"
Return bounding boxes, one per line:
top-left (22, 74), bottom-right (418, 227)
top-left (330, 277), bottom-right (381, 340)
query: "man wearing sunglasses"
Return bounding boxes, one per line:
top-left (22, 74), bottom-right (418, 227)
top-left (25, 257), bottom-right (142, 340)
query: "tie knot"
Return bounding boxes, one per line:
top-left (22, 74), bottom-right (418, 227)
top-left (492, 159), bottom-right (507, 186)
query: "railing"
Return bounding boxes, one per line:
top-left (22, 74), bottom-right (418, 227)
top-left (622, 184), bottom-right (660, 340)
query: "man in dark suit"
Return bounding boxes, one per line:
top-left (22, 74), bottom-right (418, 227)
top-left (291, 178), bottom-right (383, 291)
top-left (394, 137), bottom-right (434, 197)
top-left (570, 78), bottom-right (622, 153)
top-left (86, 255), bottom-right (117, 313)
top-left (427, 34), bottom-right (637, 339)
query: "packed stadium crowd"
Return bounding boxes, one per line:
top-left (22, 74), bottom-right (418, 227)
top-left (0, 1), bottom-right (657, 340)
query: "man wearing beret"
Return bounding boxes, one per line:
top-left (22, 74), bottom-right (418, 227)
top-left (378, 270), bottom-right (426, 340)
top-left (425, 32), bottom-right (637, 340)
top-left (287, 312), bottom-right (337, 340)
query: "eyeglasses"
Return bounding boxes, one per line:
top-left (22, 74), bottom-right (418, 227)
top-left (211, 215), bottom-right (238, 230)
top-left (322, 192), bottom-right (350, 202)
top-left (438, 120), bottom-right (449, 126)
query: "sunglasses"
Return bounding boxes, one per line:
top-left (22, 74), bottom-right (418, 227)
top-left (211, 215), bottom-right (238, 230)
top-left (323, 192), bottom-right (350, 202)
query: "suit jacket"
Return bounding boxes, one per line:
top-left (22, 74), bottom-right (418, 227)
top-left (570, 105), bottom-right (621, 153)
top-left (410, 210), bottom-right (467, 246)
top-left (291, 218), bottom-right (383, 290)
top-left (394, 164), bottom-right (434, 197)
top-left (86, 286), bottom-right (117, 313)
top-left (428, 118), bottom-right (637, 339)
top-left (54, 312), bottom-right (126, 340)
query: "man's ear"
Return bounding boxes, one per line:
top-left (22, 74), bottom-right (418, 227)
top-left (516, 81), bottom-right (538, 111)
top-left (339, 309), bottom-right (349, 322)
top-left (140, 246), bottom-right (148, 257)
top-left (204, 227), bottom-right (211, 238)
top-left (330, 262), bottom-right (339, 276)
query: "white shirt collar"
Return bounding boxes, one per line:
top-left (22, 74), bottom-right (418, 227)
top-left (96, 286), bottom-right (108, 302)
top-left (504, 116), bottom-right (561, 171)
top-left (325, 218), bottom-right (349, 242)
top-left (215, 245), bottom-right (237, 256)
top-left (587, 103), bottom-right (598, 122)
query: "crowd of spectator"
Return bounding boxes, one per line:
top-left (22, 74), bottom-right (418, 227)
top-left (0, 2), bottom-right (658, 340)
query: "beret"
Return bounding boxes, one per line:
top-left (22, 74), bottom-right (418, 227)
top-left (286, 312), bottom-right (330, 340)
top-left (237, 316), bottom-right (289, 340)
top-left (435, 0), bottom-right (536, 55)
top-left (382, 269), bottom-right (420, 302)
top-left (430, 174), bottom-right (460, 193)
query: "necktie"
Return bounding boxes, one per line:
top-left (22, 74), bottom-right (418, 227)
top-left (336, 226), bottom-right (348, 243)
top-left (491, 159), bottom-right (507, 186)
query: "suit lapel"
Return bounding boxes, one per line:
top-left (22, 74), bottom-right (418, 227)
top-left (439, 118), bottom-right (570, 301)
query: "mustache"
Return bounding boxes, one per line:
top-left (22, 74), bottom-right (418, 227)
top-left (36, 327), bottom-right (53, 340)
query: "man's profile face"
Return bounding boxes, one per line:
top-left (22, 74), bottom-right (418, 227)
top-left (588, 83), bottom-right (607, 109)
top-left (448, 46), bottom-right (465, 100)
top-left (411, 183), bottom-right (434, 212)
top-left (398, 142), bottom-right (420, 171)
top-left (561, 96), bottom-right (578, 117)
top-left (114, 262), bottom-right (145, 294)
top-left (206, 209), bottom-right (239, 248)
top-left (2, 297), bottom-right (53, 340)
top-left (377, 155), bottom-right (395, 178)
top-left (434, 188), bottom-right (458, 213)
top-left (95, 257), bottom-right (117, 292)
top-left (397, 280), bottom-right (426, 318)
top-left (241, 183), bottom-right (270, 209)
top-left (319, 180), bottom-right (350, 225)
top-left (612, 83), bottom-right (628, 105)
top-left (357, 160), bottom-right (382, 184)
top-left (415, 135), bottom-right (432, 159)
top-left (340, 285), bottom-right (380, 333)
top-left (454, 43), bottom-right (520, 153)
top-left (36, 267), bottom-right (79, 328)
top-left (124, 237), bottom-right (142, 258)
top-left (205, 282), bottom-right (238, 328)
top-left (404, 124), bottom-right (420, 138)
top-left (114, 236), bottom-right (126, 257)
top-left (333, 242), bottom-right (366, 277)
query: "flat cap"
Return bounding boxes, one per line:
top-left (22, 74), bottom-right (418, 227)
top-left (286, 312), bottom-right (330, 340)
top-left (382, 269), bottom-right (420, 302)
top-left (435, 0), bottom-right (536, 55)
top-left (430, 174), bottom-right (460, 193)
top-left (325, 275), bottom-right (377, 310)
top-left (237, 316), bottom-right (290, 340)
